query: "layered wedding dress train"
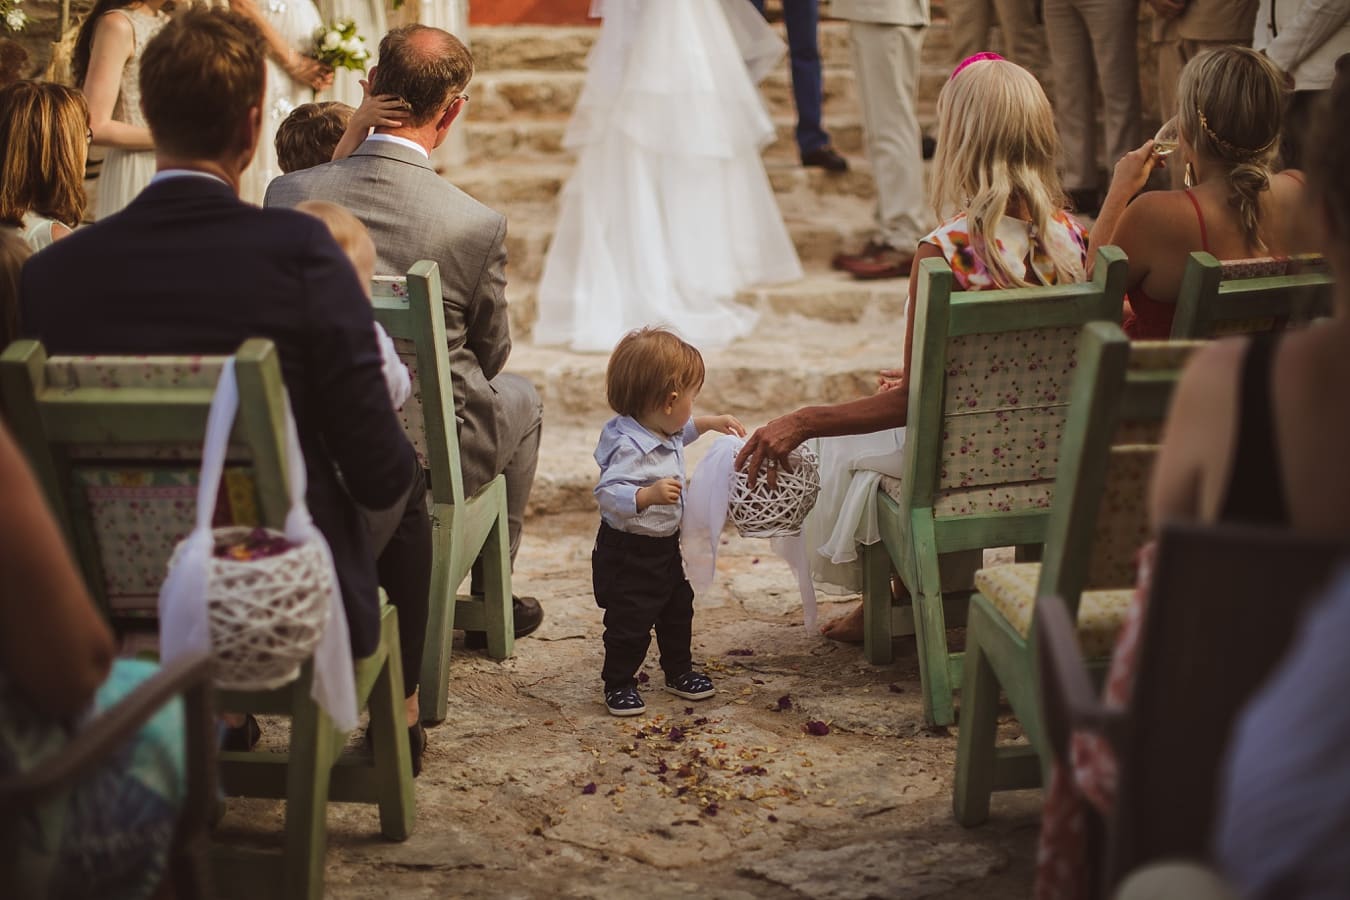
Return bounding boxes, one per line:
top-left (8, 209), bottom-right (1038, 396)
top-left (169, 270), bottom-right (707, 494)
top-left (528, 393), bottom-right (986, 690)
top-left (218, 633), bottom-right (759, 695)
top-left (535, 0), bottom-right (803, 353)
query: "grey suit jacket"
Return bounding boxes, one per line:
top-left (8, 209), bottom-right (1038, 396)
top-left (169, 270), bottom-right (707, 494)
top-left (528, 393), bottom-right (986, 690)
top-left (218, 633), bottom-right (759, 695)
top-left (265, 137), bottom-right (511, 495)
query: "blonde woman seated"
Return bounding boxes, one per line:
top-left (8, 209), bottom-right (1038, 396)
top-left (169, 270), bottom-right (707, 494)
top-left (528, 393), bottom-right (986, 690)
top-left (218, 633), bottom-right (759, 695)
top-left (1090, 46), bottom-right (1319, 339)
top-left (737, 54), bottom-right (1090, 640)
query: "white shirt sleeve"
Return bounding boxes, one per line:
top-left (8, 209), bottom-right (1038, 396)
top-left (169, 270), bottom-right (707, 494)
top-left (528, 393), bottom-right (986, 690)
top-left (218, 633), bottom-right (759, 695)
top-left (374, 323), bottom-right (412, 411)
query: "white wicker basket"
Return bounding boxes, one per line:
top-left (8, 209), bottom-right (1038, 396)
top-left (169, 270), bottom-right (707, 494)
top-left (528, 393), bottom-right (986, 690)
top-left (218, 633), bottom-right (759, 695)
top-left (179, 526), bottom-right (335, 691)
top-left (728, 443), bottom-right (821, 538)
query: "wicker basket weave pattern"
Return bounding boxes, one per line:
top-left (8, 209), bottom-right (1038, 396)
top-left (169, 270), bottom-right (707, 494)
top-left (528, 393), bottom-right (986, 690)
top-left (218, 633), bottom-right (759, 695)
top-left (728, 444), bottom-right (821, 538)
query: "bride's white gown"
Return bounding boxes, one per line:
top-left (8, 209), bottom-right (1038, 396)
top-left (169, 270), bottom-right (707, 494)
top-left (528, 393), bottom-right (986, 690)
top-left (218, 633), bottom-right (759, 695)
top-left (239, 0), bottom-right (324, 205)
top-left (535, 0), bottom-right (803, 353)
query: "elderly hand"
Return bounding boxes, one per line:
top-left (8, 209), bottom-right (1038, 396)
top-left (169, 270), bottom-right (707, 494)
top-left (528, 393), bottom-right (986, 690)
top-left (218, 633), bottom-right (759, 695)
top-left (735, 412), bottom-right (806, 490)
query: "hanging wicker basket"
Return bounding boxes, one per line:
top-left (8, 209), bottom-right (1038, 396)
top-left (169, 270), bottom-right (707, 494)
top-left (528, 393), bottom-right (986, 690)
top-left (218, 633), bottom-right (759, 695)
top-left (173, 525), bottom-right (334, 691)
top-left (728, 443), bottom-right (821, 538)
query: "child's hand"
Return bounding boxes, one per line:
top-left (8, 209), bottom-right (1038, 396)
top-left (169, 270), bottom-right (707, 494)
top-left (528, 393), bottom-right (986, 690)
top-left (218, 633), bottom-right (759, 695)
top-left (352, 79), bottom-right (410, 130)
top-left (636, 478), bottom-right (682, 510)
top-left (695, 414), bottom-right (747, 437)
top-left (876, 368), bottom-right (904, 393)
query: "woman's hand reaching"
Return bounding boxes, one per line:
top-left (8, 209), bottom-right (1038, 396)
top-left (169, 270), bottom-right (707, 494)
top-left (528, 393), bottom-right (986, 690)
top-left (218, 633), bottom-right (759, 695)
top-left (734, 411), bottom-right (806, 490)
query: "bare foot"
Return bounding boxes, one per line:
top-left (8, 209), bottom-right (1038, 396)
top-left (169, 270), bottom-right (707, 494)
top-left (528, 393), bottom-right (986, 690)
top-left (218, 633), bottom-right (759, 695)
top-left (820, 602), bottom-right (865, 643)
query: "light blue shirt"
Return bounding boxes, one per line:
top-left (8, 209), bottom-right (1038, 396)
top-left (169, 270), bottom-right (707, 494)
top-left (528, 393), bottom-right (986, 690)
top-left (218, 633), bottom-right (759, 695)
top-left (594, 415), bottom-right (700, 537)
top-left (1216, 565), bottom-right (1350, 899)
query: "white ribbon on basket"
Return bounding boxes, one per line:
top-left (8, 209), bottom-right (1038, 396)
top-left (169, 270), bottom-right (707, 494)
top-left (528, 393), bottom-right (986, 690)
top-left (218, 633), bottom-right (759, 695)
top-left (158, 360), bottom-right (358, 732)
top-left (682, 434), bottom-right (820, 633)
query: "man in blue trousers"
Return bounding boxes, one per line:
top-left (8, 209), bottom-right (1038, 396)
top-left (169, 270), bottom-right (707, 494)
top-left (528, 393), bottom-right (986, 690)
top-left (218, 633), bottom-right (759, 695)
top-left (750, 0), bottom-right (848, 172)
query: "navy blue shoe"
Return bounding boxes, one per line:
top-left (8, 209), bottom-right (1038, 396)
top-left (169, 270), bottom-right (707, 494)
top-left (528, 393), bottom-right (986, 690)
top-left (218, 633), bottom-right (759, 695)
top-left (664, 671), bottom-right (716, 701)
top-left (605, 685), bottom-right (646, 717)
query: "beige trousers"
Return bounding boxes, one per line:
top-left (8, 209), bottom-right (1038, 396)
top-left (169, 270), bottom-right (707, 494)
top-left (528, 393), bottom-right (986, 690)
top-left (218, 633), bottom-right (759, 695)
top-left (1044, 0), bottom-right (1142, 191)
top-left (947, 0), bottom-right (1049, 83)
top-left (849, 20), bottom-right (930, 250)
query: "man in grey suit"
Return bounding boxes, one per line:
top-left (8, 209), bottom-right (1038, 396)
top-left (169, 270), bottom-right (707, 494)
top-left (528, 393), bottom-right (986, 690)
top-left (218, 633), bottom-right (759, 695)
top-left (265, 24), bottom-right (544, 642)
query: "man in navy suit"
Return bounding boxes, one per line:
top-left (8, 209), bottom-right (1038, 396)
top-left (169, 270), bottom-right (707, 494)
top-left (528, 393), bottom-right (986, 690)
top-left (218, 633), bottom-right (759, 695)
top-left (19, 8), bottom-right (434, 770)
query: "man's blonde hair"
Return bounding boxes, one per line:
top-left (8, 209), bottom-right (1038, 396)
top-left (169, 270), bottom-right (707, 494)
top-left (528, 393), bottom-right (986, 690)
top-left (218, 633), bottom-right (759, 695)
top-left (929, 59), bottom-right (1083, 288)
top-left (605, 327), bottom-right (705, 418)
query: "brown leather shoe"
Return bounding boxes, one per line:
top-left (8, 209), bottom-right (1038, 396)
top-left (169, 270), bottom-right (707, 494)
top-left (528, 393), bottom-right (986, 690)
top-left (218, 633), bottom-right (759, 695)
top-left (831, 239), bottom-right (890, 271)
top-left (843, 245), bottom-right (914, 280)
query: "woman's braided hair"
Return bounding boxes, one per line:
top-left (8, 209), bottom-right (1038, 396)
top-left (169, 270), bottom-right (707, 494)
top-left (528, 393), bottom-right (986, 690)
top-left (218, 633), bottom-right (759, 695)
top-left (1177, 47), bottom-right (1286, 253)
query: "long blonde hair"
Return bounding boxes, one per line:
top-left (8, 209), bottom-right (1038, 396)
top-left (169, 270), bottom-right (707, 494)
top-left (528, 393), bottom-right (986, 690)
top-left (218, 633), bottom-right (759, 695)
top-left (1177, 46), bottom-right (1285, 254)
top-left (929, 59), bottom-right (1083, 289)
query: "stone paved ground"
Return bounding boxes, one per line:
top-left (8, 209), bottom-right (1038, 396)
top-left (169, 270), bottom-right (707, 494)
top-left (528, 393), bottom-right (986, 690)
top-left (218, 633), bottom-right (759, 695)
top-left (214, 514), bottom-right (1040, 898)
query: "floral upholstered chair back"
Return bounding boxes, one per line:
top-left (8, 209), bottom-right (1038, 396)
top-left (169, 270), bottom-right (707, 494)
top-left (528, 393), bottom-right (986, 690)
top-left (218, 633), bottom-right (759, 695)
top-left (1207, 253), bottom-right (1331, 337)
top-left (929, 326), bottom-right (1081, 518)
top-left (1078, 341), bottom-right (1198, 591)
top-left (45, 355), bottom-right (258, 617)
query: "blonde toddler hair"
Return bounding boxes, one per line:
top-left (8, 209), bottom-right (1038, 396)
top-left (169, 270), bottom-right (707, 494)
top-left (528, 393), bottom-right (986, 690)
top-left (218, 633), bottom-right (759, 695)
top-left (295, 200), bottom-right (375, 295)
top-left (606, 327), bottom-right (705, 418)
top-left (929, 59), bottom-right (1083, 289)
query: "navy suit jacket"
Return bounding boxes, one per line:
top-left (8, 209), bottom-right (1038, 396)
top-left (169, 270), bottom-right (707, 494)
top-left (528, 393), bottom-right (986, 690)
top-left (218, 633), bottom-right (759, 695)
top-left (19, 174), bottom-right (416, 658)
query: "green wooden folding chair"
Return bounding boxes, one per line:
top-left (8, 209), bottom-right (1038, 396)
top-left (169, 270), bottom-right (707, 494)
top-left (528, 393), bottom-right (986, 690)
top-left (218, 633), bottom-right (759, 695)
top-left (1171, 251), bottom-right (1333, 339)
top-left (371, 260), bottom-right (513, 726)
top-left (860, 247), bottom-right (1128, 726)
top-left (0, 338), bottom-right (415, 900)
top-left (952, 322), bottom-right (1202, 826)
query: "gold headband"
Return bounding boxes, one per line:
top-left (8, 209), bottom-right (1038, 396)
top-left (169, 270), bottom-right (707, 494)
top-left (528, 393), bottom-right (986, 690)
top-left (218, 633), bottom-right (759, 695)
top-left (1196, 106), bottom-right (1278, 160)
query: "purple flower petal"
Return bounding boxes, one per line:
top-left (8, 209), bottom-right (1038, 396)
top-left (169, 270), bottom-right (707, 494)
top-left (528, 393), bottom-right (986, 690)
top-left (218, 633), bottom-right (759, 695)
top-left (767, 814), bottom-right (779, 823)
top-left (775, 695), bottom-right (793, 712)
top-left (888, 683), bottom-right (905, 694)
top-left (637, 671), bottom-right (650, 684)
top-left (803, 720), bottom-right (830, 736)
top-left (727, 648), bottom-right (755, 656)
top-left (702, 803), bottom-right (719, 817)
top-left (684, 707), bottom-right (694, 715)
top-left (581, 782), bottom-right (597, 795)
top-left (668, 727), bottom-right (685, 742)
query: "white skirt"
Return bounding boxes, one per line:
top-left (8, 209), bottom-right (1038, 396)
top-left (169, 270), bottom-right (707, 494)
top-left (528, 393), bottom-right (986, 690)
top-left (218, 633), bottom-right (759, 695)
top-left (535, 0), bottom-right (803, 353)
top-left (803, 428), bottom-right (907, 593)
top-left (94, 147), bottom-right (156, 220)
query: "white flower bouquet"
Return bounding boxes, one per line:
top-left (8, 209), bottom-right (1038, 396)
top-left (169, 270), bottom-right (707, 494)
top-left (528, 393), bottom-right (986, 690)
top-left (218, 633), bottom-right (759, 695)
top-left (311, 18), bottom-right (370, 73)
top-left (3, 0), bottom-right (29, 32)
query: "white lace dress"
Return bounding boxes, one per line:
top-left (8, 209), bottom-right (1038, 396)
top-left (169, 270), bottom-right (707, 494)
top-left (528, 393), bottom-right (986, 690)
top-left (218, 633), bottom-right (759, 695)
top-left (238, 0), bottom-right (324, 205)
top-left (534, 0), bottom-right (802, 353)
top-left (92, 7), bottom-right (167, 220)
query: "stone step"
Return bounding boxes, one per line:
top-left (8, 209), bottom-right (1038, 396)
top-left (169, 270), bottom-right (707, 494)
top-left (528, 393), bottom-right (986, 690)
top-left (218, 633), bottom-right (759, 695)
top-left (454, 158), bottom-right (890, 214)
top-left (508, 307), bottom-right (902, 434)
top-left (463, 115), bottom-right (893, 165)
top-left (469, 18), bottom-right (955, 75)
top-left (471, 64), bottom-right (947, 126)
top-left (507, 266), bottom-right (906, 345)
top-left (498, 211), bottom-right (875, 291)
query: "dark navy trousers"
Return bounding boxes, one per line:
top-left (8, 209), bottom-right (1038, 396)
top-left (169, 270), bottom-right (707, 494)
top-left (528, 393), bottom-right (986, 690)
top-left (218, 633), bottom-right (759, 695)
top-left (748, 0), bottom-right (831, 156)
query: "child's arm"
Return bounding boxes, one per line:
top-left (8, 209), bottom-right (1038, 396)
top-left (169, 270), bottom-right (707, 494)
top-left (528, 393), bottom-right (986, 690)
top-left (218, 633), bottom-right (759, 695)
top-left (332, 79), bottom-right (410, 162)
top-left (596, 445), bottom-right (682, 519)
top-left (693, 415), bottom-right (746, 438)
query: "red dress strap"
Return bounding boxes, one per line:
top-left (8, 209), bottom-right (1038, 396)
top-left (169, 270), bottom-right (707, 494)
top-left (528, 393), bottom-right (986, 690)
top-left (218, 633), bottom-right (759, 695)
top-left (1184, 189), bottom-right (1211, 253)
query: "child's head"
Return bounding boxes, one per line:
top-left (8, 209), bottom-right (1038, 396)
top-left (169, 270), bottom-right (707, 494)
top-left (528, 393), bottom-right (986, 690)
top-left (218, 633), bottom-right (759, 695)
top-left (930, 58), bottom-right (1082, 287)
top-left (295, 200), bottom-right (377, 294)
top-left (275, 101), bottom-right (354, 174)
top-left (0, 228), bottom-right (32, 348)
top-left (606, 327), bottom-right (705, 419)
